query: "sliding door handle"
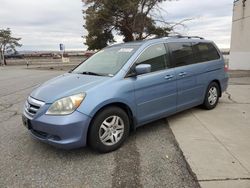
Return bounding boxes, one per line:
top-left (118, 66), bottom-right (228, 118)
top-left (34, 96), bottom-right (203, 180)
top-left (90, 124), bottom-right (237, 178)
top-left (165, 75), bottom-right (174, 80)
top-left (178, 72), bottom-right (187, 77)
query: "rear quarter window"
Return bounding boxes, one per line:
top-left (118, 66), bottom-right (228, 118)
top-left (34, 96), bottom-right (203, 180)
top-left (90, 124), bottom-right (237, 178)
top-left (192, 42), bottom-right (220, 63)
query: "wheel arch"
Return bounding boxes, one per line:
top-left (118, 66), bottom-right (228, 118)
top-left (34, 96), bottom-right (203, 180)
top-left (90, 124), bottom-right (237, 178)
top-left (210, 79), bottom-right (222, 97)
top-left (87, 102), bottom-right (136, 144)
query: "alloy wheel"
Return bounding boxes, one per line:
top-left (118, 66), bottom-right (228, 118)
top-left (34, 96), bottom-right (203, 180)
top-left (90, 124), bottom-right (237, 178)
top-left (99, 116), bottom-right (124, 146)
top-left (208, 86), bottom-right (218, 105)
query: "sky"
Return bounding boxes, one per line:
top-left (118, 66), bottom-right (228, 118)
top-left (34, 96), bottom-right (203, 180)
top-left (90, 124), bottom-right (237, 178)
top-left (0, 0), bottom-right (233, 51)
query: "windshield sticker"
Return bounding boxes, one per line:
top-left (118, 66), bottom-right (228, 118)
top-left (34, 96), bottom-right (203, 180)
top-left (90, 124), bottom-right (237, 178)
top-left (118, 48), bottom-right (134, 53)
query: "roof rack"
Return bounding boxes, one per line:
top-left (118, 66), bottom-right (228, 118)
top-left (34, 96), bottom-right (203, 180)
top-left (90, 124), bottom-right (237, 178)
top-left (167, 34), bottom-right (204, 40)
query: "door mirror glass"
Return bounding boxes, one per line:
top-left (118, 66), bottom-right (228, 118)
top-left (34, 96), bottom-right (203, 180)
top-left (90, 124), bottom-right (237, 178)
top-left (135, 64), bottom-right (151, 75)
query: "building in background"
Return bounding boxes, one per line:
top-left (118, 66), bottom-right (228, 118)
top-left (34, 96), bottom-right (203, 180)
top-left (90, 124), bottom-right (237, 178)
top-left (230, 0), bottom-right (250, 70)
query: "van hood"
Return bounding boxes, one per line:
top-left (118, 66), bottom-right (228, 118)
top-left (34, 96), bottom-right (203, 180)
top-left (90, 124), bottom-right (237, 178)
top-left (31, 73), bottom-right (110, 103)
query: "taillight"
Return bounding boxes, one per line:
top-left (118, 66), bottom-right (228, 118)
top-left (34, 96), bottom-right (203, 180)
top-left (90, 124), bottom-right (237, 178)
top-left (224, 63), bottom-right (229, 72)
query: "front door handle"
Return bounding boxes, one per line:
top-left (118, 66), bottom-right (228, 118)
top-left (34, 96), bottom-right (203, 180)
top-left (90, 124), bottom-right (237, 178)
top-left (178, 72), bottom-right (187, 77)
top-left (165, 75), bottom-right (174, 80)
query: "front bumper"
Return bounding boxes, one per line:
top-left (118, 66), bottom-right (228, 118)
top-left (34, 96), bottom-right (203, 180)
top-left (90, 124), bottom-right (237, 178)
top-left (22, 110), bottom-right (91, 149)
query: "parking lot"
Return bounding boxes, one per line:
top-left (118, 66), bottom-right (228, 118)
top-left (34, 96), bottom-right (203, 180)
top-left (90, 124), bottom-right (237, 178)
top-left (0, 66), bottom-right (199, 187)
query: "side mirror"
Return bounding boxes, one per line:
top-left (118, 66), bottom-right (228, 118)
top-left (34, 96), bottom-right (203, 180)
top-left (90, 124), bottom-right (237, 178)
top-left (135, 64), bottom-right (151, 75)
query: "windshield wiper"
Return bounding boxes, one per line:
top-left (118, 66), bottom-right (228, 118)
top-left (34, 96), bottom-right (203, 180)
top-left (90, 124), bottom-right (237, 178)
top-left (80, 71), bottom-right (103, 76)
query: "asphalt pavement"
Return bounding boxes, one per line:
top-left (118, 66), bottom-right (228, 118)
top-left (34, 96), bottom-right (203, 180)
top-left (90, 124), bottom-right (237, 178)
top-left (0, 66), bottom-right (199, 188)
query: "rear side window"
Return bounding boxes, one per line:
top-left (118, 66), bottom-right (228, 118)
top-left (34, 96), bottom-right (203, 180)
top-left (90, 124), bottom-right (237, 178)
top-left (192, 42), bottom-right (220, 63)
top-left (136, 43), bottom-right (167, 72)
top-left (168, 43), bottom-right (194, 67)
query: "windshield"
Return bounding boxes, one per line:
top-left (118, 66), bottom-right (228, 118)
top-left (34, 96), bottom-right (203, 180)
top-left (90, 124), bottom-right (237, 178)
top-left (72, 45), bottom-right (139, 76)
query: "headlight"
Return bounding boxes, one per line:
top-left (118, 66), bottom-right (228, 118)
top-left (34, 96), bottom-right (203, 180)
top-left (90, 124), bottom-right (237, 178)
top-left (46, 93), bottom-right (86, 115)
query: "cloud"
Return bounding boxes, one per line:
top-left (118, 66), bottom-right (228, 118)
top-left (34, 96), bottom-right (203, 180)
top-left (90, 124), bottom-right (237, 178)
top-left (159, 0), bottom-right (233, 48)
top-left (0, 0), bottom-right (85, 51)
top-left (0, 0), bottom-right (233, 50)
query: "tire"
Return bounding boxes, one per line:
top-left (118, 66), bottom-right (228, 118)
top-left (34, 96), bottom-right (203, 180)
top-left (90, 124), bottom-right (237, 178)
top-left (202, 82), bottom-right (220, 110)
top-left (88, 106), bottom-right (130, 153)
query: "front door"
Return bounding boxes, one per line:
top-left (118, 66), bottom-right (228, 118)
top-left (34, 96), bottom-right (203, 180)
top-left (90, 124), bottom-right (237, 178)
top-left (132, 43), bottom-right (177, 125)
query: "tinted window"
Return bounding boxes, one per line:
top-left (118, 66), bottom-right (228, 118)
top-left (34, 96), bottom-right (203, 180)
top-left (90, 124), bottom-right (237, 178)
top-left (168, 43), bottom-right (194, 67)
top-left (164, 43), bottom-right (172, 68)
top-left (136, 44), bottom-right (167, 72)
top-left (193, 42), bottom-right (220, 62)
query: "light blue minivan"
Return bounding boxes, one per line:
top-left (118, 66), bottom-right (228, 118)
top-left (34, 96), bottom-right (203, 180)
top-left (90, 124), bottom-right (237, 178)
top-left (22, 36), bottom-right (228, 152)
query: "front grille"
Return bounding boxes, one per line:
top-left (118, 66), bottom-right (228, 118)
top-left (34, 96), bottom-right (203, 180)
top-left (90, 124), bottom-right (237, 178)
top-left (24, 96), bottom-right (45, 118)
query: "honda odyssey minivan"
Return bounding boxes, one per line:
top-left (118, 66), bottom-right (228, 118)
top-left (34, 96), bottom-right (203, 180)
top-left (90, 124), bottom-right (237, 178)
top-left (22, 36), bottom-right (228, 153)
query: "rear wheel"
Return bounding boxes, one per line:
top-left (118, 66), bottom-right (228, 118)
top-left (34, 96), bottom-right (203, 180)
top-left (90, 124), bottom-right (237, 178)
top-left (202, 82), bottom-right (220, 110)
top-left (88, 107), bottom-right (130, 153)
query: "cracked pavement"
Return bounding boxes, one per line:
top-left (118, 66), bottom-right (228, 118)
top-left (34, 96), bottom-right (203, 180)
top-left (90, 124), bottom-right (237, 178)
top-left (0, 66), bottom-right (199, 188)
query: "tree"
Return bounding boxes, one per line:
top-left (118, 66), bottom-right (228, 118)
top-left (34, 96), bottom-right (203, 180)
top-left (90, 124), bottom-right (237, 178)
top-left (82, 0), bottom-right (177, 50)
top-left (0, 28), bottom-right (22, 65)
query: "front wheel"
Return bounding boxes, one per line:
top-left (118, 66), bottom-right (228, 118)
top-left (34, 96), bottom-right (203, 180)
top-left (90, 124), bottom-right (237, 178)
top-left (202, 82), bottom-right (220, 110)
top-left (88, 107), bottom-right (130, 153)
